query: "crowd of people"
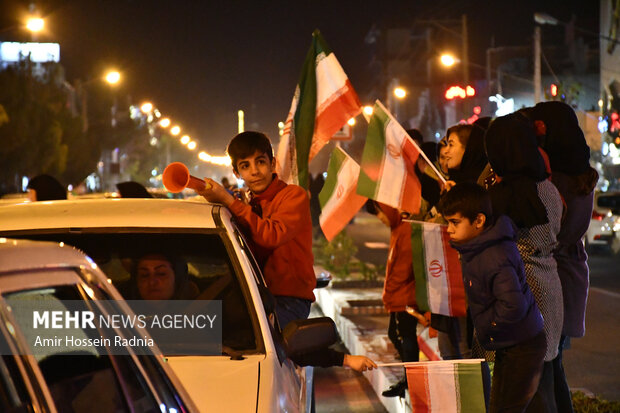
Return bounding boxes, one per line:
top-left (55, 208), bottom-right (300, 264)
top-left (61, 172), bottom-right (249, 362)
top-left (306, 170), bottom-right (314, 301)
top-left (24, 100), bottom-right (596, 412)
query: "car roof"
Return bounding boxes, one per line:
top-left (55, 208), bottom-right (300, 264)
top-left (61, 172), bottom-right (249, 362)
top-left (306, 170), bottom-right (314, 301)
top-left (0, 198), bottom-right (219, 232)
top-left (0, 238), bottom-right (97, 273)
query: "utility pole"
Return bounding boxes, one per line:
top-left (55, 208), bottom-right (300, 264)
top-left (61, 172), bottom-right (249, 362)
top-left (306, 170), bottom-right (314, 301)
top-left (534, 25), bottom-right (542, 103)
top-left (462, 14), bottom-right (469, 86)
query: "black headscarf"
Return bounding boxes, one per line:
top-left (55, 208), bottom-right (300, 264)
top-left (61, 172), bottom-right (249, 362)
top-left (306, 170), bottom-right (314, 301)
top-left (117, 181), bottom-right (153, 198)
top-left (129, 253), bottom-right (196, 300)
top-left (484, 113), bottom-right (549, 228)
top-left (448, 117), bottom-right (491, 184)
top-left (532, 101), bottom-right (590, 176)
top-left (27, 174), bottom-right (67, 201)
top-left (418, 142), bottom-right (441, 208)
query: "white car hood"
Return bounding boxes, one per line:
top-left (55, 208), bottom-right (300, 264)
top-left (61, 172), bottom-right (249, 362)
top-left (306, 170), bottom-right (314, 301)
top-left (166, 354), bottom-right (263, 412)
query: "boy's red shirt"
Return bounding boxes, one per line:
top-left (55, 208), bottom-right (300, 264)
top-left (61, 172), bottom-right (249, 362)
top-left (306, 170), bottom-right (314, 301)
top-left (380, 204), bottom-right (417, 312)
top-left (228, 175), bottom-right (316, 301)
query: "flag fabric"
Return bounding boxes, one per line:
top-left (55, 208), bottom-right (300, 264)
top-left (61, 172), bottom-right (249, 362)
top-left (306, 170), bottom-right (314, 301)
top-left (356, 100), bottom-right (422, 214)
top-left (276, 29), bottom-right (362, 188)
top-left (417, 326), bottom-right (441, 361)
top-left (405, 360), bottom-right (487, 413)
top-left (318, 147), bottom-right (367, 241)
top-left (410, 221), bottom-right (466, 317)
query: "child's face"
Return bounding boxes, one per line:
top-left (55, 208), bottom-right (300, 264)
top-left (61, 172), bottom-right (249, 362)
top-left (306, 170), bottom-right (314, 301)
top-left (438, 145), bottom-right (449, 174)
top-left (234, 150), bottom-right (276, 194)
top-left (444, 212), bottom-right (485, 243)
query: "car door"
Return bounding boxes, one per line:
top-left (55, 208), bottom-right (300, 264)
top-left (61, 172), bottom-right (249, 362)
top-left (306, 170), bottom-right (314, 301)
top-left (0, 267), bottom-right (192, 413)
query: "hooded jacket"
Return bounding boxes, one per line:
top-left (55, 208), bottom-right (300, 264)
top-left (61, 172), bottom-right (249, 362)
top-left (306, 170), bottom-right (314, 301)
top-left (450, 215), bottom-right (543, 350)
top-left (379, 204), bottom-right (417, 312)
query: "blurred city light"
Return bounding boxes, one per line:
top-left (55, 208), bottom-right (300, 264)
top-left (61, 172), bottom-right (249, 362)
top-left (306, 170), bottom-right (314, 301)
top-left (159, 118), bottom-right (171, 128)
top-left (347, 118), bottom-right (356, 126)
top-left (198, 151), bottom-right (232, 166)
top-left (238, 110), bottom-right (244, 133)
top-left (170, 126), bottom-right (181, 136)
top-left (550, 83), bottom-right (558, 97)
top-left (141, 102), bottom-right (153, 113)
top-left (278, 121), bottom-right (285, 136)
top-left (187, 141), bottom-right (197, 150)
top-left (26, 17), bottom-right (44, 32)
top-left (363, 106), bottom-right (374, 116)
top-left (440, 53), bottom-right (457, 67)
top-left (180, 135), bottom-right (190, 145)
top-left (393, 87), bottom-right (407, 99)
top-left (105, 71), bottom-right (121, 85)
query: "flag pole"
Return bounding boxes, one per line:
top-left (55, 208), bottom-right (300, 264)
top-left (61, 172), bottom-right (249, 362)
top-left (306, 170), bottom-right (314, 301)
top-left (374, 100), bottom-right (448, 185)
top-left (376, 359), bottom-right (485, 367)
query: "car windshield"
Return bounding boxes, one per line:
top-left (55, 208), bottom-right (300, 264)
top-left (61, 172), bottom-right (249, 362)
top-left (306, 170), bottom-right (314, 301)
top-left (6, 231), bottom-right (261, 355)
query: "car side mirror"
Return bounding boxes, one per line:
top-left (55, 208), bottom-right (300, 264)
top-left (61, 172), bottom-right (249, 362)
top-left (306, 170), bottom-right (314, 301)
top-left (282, 317), bottom-right (338, 357)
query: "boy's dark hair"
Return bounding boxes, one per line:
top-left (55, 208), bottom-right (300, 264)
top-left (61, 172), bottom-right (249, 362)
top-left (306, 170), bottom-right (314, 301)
top-left (437, 183), bottom-right (492, 227)
top-left (227, 131), bottom-right (274, 172)
top-left (446, 124), bottom-right (473, 148)
top-left (365, 199), bottom-right (379, 215)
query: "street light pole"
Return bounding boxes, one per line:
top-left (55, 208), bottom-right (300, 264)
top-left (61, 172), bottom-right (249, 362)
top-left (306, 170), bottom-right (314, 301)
top-left (534, 25), bottom-right (542, 103)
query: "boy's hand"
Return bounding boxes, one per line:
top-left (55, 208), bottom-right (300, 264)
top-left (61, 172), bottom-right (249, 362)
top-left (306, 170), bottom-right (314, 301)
top-left (343, 354), bottom-right (377, 372)
top-left (197, 178), bottom-right (235, 207)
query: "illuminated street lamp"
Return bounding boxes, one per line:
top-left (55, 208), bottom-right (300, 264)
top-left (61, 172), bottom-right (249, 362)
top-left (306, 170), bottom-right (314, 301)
top-left (140, 102), bottom-right (153, 113)
top-left (25, 17), bottom-right (44, 33)
top-left (105, 71), bottom-right (121, 85)
top-left (440, 53), bottom-right (458, 67)
top-left (170, 126), bottom-right (181, 136)
top-left (347, 118), bottom-right (356, 126)
top-left (187, 141), bottom-right (197, 150)
top-left (159, 118), bottom-right (171, 128)
top-left (363, 106), bottom-right (374, 116)
top-left (393, 87), bottom-right (407, 99)
top-left (180, 135), bottom-right (190, 145)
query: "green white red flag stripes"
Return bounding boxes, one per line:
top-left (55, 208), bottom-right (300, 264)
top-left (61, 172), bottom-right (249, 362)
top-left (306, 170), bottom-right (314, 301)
top-left (405, 360), bottom-right (487, 413)
top-left (318, 147), bottom-right (367, 241)
top-left (356, 100), bottom-right (422, 214)
top-left (410, 221), bottom-right (466, 317)
top-left (276, 29), bottom-right (362, 188)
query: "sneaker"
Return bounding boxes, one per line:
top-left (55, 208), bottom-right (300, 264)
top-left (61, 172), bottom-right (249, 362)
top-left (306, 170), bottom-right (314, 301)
top-left (381, 379), bottom-right (407, 398)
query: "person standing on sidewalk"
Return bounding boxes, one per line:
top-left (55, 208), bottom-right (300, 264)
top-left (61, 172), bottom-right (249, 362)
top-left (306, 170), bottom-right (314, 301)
top-left (533, 101), bottom-right (598, 412)
top-left (438, 183), bottom-right (546, 413)
top-left (367, 200), bottom-right (420, 398)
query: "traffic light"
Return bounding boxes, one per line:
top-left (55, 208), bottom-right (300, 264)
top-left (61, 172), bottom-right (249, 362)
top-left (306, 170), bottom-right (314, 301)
top-left (445, 85), bottom-right (476, 100)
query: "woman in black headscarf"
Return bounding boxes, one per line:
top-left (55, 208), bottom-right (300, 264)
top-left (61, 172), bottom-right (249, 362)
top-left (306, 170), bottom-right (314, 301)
top-left (27, 174), bottom-right (67, 201)
top-left (533, 101), bottom-right (598, 413)
top-left (446, 117), bottom-right (492, 186)
top-left (129, 253), bottom-right (199, 300)
top-left (485, 112), bottom-right (564, 412)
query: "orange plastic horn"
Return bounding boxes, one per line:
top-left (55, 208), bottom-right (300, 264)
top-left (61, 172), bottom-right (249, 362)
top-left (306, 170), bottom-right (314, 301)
top-left (162, 162), bottom-right (211, 193)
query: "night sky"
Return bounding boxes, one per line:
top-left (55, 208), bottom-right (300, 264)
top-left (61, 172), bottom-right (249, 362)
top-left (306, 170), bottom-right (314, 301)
top-left (1, 0), bottom-right (599, 156)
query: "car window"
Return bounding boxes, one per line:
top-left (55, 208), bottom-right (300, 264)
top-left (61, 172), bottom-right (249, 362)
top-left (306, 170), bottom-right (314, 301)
top-left (0, 334), bottom-right (33, 413)
top-left (597, 194), bottom-right (620, 212)
top-left (8, 231), bottom-right (260, 353)
top-left (4, 284), bottom-right (168, 413)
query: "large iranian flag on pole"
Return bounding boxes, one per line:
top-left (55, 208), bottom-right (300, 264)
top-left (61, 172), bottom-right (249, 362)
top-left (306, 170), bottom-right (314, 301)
top-left (318, 147), bottom-right (367, 241)
top-left (356, 100), bottom-right (422, 214)
top-left (410, 221), bottom-right (466, 317)
top-left (406, 360), bottom-right (487, 413)
top-left (276, 29), bottom-right (362, 189)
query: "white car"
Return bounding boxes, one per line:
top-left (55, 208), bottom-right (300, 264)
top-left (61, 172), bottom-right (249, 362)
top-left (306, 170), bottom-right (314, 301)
top-left (586, 191), bottom-right (620, 252)
top-left (0, 238), bottom-right (197, 412)
top-left (0, 198), bottom-right (333, 412)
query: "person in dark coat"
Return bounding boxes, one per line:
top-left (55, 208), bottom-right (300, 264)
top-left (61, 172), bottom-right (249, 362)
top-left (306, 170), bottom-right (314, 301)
top-left (485, 113), bottom-right (564, 412)
top-left (438, 183), bottom-right (545, 413)
top-left (27, 174), bottom-right (67, 201)
top-left (533, 101), bottom-right (599, 413)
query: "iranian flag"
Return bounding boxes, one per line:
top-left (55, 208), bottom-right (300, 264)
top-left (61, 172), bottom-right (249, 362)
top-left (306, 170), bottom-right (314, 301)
top-left (276, 30), bottom-right (362, 188)
top-left (356, 100), bottom-right (422, 214)
top-left (406, 360), bottom-right (487, 413)
top-left (318, 147), bottom-right (367, 241)
top-left (410, 221), bottom-right (466, 317)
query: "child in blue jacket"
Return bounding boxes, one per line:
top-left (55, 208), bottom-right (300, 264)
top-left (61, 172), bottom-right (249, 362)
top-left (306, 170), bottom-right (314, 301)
top-left (437, 183), bottom-right (546, 413)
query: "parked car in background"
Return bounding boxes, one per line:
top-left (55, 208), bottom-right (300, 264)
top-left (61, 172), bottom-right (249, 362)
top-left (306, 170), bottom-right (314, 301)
top-left (0, 198), bottom-right (334, 412)
top-left (0, 238), bottom-right (196, 413)
top-left (586, 191), bottom-right (620, 253)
